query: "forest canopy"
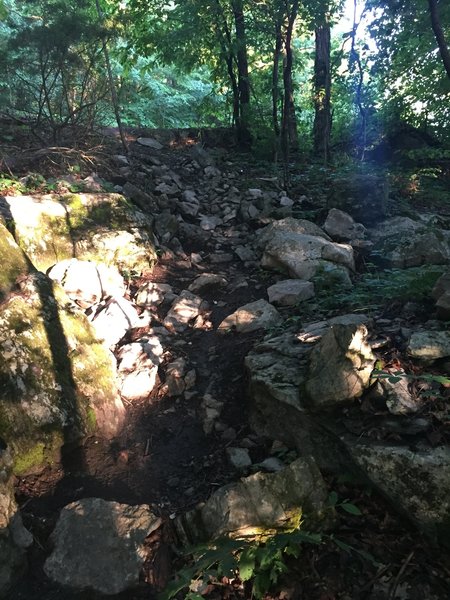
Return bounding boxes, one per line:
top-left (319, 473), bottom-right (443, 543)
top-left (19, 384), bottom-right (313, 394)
top-left (0, 0), bottom-right (449, 156)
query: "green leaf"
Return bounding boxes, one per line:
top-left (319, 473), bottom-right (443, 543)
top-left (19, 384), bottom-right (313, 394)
top-left (238, 547), bottom-right (256, 582)
top-left (333, 538), bottom-right (352, 553)
top-left (340, 503), bottom-right (362, 516)
top-left (328, 491), bottom-right (338, 506)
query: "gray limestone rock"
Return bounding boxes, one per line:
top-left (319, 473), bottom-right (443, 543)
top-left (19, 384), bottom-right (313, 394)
top-left (378, 377), bottom-right (423, 415)
top-left (226, 447), bottom-right (252, 470)
top-left (0, 271), bottom-right (125, 479)
top-left (176, 457), bottom-right (331, 543)
top-left (164, 290), bottom-right (203, 332)
top-left (432, 272), bottom-right (450, 320)
top-left (343, 442), bottom-right (450, 539)
top-left (256, 217), bottom-right (331, 248)
top-left (47, 259), bottom-right (125, 310)
top-left (323, 208), bottom-right (366, 242)
top-left (0, 193), bottom-right (157, 275)
top-left (407, 330), bottom-right (450, 362)
top-left (90, 296), bottom-right (143, 348)
top-left (117, 338), bottom-right (163, 401)
top-left (135, 282), bottom-right (174, 307)
top-left (44, 498), bottom-right (161, 595)
top-left (259, 226), bottom-right (354, 282)
top-left (267, 280), bottom-right (315, 306)
top-left (218, 299), bottom-right (282, 334)
top-left (327, 173), bottom-right (388, 225)
top-left (137, 137), bottom-right (163, 150)
top-left (165, 357), bottom-right (187, 397)
top-left (305, 323), bottom-right (375, 410)
top-left (368, 217), bottom-right (450, 268)
top-left (188, 273), bottom-right (227, 294)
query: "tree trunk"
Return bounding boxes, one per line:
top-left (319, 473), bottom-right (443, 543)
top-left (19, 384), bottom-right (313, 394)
top-left (272, 14), bottom-right (283, 138)
top-left (95, 0), bottom-right (127, 153)
top-left (281, 0), bottom-right (299, 181)
top-left (313, 22), bottom-right (331, 163)
top-left (428, 0), bottom-right (450, 79)
top-left (231, 0), bottom-right (251, 148)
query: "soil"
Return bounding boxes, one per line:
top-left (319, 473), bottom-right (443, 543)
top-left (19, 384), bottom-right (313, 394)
top-left (3, 122), bottom-right (450, 600)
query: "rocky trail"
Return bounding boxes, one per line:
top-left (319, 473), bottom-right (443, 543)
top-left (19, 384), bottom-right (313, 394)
top-left (1, 128), bottom-right (450, 599)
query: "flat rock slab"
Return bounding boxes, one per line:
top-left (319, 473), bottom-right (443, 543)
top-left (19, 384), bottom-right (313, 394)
top-left (177, 457), bottom-right (330, 542)
top-left (137, 137), bottom-right (163, 150)
top-left (408, 330), bottom-right (450, 362)
top-left (267, 280), bottom-right (315, 306)
top-left (343, 442), bottom-right (450, 538)
top-left (218, 299), bottom-right (282, 333)
top-left (44, 498), bottom-right (161, 595)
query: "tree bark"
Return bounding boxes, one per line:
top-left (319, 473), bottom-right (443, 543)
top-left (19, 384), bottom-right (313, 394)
top-left (95, 0), bottom-right (128, 153)
top-left (428, 0), bottom-right (450, 79)
top-left (231, 0), bottom-right (251, 148)
top-left (313, 22), bottom-right (331, 163)
top-left (272, 12), bottom-right (283, 138)
top-left (281, 0), bottom-right (299, 174)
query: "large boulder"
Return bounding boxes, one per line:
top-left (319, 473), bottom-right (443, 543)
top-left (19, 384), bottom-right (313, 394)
top-left (44, 498), bottom-right (161, 594)
top-left (431, 271), bottom-right (450, 320)
top-left (343, 442), bottom-right (450, 541)
top-left (323, 208), bottom-right (366, 242)
top-left (47, 259), bottom-right (125, 309)
top-left (304, 323), bottom-right (375, 410)
top-left (0, 193), bottom-right (157, 275)
top-left (0, 270), bottom-right (125, 477)
top-left (326, 173), bottom-right (388, 225)
top-left (246, 315), bottom-right (373, 465)
top-left (259, 223), bottom-right (354, 283)
top-left (0, 223), bottom-right (29, 301)
top-left (246, 315), bottom-right (450, 537)
top-left (176, 457), bottom-right (331, 543)
top-left (256, 217), bottom-right (331, 247)
top-left (368, 217), bottom-right (450, 268)
top-left (0, 447), bottom-right (32, 596)
top-left (407, 330), bottom-right (450, 363)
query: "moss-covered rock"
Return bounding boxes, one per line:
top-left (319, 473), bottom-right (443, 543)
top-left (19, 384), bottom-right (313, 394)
top-left (0, 223), bottom-right (29, 301)
top-left (0, 447), bottom-right (32, 596)
top-left (327, 173), bottom-right (388, 225)
top-left (0, 271), bottom-right (125, 477)
top-left (175, 457), bottom-right (332, 544)
top-left (0, 193), bottom-right (157, 275)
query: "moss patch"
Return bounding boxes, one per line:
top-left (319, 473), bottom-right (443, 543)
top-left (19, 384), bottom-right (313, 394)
top-left (13, 442), bottom-right (45, 475)
top-left (0, 224), bottom-right (29, 300)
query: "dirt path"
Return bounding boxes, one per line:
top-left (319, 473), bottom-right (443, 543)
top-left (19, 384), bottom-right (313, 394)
top-left (9, 133), bottom-right (450, 600)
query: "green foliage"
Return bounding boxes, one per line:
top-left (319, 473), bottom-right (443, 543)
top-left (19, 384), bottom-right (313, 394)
top-left (160, 529), bottom-right (324, 600)
top-left (366, 0), bottom-right (450, 141)
top-left (373, 369), bottom-right (450, 388)
top-left (316, 265), bottom-right (443, 314)
top-left (161, 494), bottom-right (367, 600)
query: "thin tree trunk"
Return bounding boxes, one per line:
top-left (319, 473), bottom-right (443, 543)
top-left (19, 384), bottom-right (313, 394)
top-left (428, 0), bottom-right (450, 79)
top-left (272, 15), bottom-right (283, 138)
top-left (313, 21), bottom-right (331, 163)
top-left (212, 1), bottom-right (240, 136)
top-left (95, 0), bottom-right (128, 153)
top-left (231, 0), bottom-right (251, 148)
top-left (281, 0), bottom-right (299, 185)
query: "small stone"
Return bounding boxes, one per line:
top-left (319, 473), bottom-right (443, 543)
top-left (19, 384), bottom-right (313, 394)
top-left (259, 457), bottom-right (285, 472)
top-left (226, 447), bottom-right (252, 470)
top-left (221, 427), bottom-right (237, 442)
